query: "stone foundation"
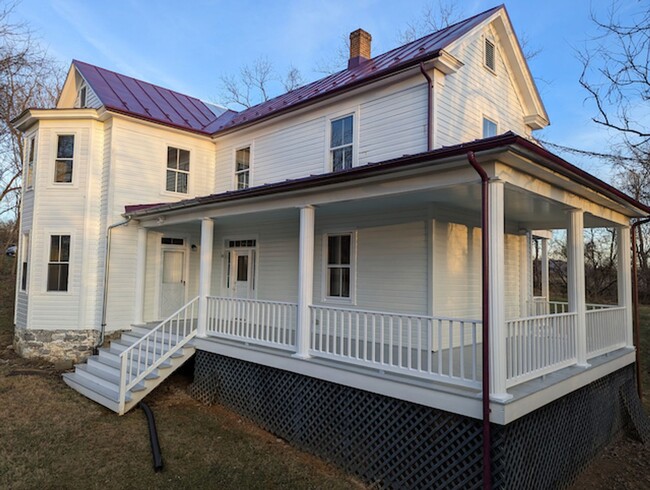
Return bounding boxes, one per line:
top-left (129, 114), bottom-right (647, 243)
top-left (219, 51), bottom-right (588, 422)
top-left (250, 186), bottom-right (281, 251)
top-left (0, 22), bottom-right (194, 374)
top-left (14, 328), bottom-right (100, 363)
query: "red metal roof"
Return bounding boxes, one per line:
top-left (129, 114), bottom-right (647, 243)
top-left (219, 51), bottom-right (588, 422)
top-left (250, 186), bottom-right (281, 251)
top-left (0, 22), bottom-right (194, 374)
top-left (123, 132), bottom-right (650, 218)
top-left (74, 5), bottom-right (503, 136)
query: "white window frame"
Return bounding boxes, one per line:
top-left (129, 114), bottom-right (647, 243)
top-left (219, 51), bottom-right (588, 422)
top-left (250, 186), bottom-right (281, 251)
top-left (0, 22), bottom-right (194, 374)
top-left (46, 233), bottom-right (71, 293)
top-left (25, 135), bottom-right (36, 191)
top-left (221, 235), bottom-right (259, 297)
top-left (20, 232), bottom-right (29, 292)
top-left (164, 146), bottom-right (191, 195)
top-left (324, 108), bottom-right (359, 173)
top-left (233, 144), bottom-right (253, 190)
top-left (484, 37), bottom-right (497, 74)
top-left (53, 133), bottom-right (75, 185)
top-left (482, 116), bottom-right (498, 138)
top-left (321, 230), bottom-right (357, 304)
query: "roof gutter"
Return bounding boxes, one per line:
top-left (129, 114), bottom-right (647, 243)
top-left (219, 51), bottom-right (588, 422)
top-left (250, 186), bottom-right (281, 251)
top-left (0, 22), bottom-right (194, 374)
top-left (467, 151), bottom-right (492, 490)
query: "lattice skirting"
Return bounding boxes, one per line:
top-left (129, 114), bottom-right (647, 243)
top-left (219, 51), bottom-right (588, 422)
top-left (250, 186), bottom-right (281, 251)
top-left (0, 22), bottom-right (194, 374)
top-left (189, 352), bottom-right (644, 489)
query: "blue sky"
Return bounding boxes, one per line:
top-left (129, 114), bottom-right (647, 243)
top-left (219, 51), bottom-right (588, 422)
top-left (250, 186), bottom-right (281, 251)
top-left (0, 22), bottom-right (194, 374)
top-left (11, 0), bottom-right (642, 174)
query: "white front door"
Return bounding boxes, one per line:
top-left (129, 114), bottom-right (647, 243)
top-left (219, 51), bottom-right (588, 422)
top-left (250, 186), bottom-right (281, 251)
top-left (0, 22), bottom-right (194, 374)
top-left (231, 249), bottom-right (254, 299)
top-left (161, 249), bottom-right (186, 318)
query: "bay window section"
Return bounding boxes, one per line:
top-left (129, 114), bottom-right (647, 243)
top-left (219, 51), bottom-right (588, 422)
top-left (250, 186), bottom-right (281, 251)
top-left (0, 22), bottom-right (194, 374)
top-left (47, 235), bottom-right (70, 292)
top-left (55, 135), bottom-right (74, 183)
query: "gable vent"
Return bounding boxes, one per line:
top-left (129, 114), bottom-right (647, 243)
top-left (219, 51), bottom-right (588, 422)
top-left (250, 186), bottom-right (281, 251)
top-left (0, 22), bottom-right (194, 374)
top-left (484, 39), bottom-right (496, 71)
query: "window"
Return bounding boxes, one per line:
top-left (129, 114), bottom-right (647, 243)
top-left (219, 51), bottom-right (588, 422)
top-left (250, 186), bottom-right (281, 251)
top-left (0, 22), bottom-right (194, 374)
top-left (484, 38), bottom-right (496, 72)
top-left (235, 147), bottom-right (250, 190)
top-left (55, 135), bottom-right (74, 183)
top-left (20, 233), bottom-right (29, 291)
top-left (161, 237), bottom-right (184, 246)
top-left (79, 85), bottom-right (87, 107)
top-left (47, 235), bottom-right (70, 292)
top-left (330, 115), bottom-right (353, 171)
top-left (25, 136), bottom-right (36, 189)
top-left (166, 147), bottom-right (190, 193)
top-left (326, 233), bottom-right (354, 299)
top-left (483, 117), bottom-right (498, 138)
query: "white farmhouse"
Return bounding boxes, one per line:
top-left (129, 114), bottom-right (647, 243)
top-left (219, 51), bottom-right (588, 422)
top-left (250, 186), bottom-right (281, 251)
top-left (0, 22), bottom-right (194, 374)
top-left (12, 5), bottom-right (650, 488)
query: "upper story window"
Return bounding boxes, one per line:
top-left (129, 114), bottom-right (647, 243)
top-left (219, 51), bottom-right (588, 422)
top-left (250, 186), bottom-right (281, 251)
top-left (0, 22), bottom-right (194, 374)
top-left (325, 233), bottom-right (355, 300)
top-left (79, 85), bottom-right (87, 107)
top-left (484, 38), bottom-right (496, 72)
top-left (235, 147), bottom-right (251, 190)
top-left (330, 115), bottom-right (353, 172)
top-left (25, 136), bottom-right (36, 189)
top-left (55, 135), bottom-right (74, 183)
top-left (166, 147), bottom-right (190, 194)
top-left (483, 117), bottom-right (498, 138)
top-left (47, 234), bottom-right (70, 292)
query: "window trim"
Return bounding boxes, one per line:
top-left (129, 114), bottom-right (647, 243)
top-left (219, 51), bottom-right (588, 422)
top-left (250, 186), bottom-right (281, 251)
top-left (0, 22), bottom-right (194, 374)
top-left (53, 133), bottom-right (76, 186)
top-left (324, 108), bottom-right (359, 173)
top-left (163, 145), bottom-right (191, 195)
top-left (482, 116), bottom-right (498, 138)
top-left (222, 235), bottom-right (259, 297)
top-left (79, 84), bottom-right (87, 108)
top-left (484, 37), bottom-right (497, 74)
top-left (233, 144), bottom-right (253, 190)
top-left (46, 233), bottom-right (71, 293)
top-left (20, 232), bottom-right (29, 292)
top-left (25, 135), bottom-right (36, 191)
top-left (321, 230), bottom-right (357, 304)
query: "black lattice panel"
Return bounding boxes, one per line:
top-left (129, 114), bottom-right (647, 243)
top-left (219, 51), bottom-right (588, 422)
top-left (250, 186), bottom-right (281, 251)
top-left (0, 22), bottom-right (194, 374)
top-left (190, 351), bottom-right (642, 489)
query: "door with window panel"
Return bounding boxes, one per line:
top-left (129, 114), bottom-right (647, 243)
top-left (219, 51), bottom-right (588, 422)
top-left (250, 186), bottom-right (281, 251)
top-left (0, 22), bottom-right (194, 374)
top-left (160, 240), bottom-right (186, 318)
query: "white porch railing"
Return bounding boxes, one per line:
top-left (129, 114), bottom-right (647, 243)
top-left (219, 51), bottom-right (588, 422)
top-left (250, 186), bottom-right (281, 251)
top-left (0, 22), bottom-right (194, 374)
top-left (118, 296), bottom-right (198, 412)
top-left (531, 297), bottom-right (618, 316)
top-left (505, 312), bottom-right (577, 388)
top-left (309, 305), bottom-right (482, 388)
top-left (206, 296), bottom-right (297, 350)
top-left (586, 306), bottom-right (627, 359)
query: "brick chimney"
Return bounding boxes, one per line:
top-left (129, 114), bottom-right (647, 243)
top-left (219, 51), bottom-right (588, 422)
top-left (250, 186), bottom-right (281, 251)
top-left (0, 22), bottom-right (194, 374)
top-left (348, 29), bottom-right (372, 69)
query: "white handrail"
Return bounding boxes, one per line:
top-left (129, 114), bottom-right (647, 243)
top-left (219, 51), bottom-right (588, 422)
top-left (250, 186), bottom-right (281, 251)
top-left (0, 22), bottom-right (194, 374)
top-left (118, 296), bottom-right (199, 412)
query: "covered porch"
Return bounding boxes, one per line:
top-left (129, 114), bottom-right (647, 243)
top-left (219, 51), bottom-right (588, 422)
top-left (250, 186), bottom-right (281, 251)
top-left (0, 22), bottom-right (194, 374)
top-left (124, 144), bottom-right (642, 422)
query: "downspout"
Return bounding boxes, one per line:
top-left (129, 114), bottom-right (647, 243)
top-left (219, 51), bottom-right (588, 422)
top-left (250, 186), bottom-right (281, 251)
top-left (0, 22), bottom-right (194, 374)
top-left (97, 217), bottom-right (132, 350)
top-left (631, 217), bottom-right (650, 400)
top-left (467, 151), bottom-right (492, 490)
top-left (419, 62), bottom-right (433, 151)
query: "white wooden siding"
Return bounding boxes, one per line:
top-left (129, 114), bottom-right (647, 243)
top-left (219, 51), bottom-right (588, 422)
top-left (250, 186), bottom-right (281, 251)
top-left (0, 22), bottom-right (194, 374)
top-left (436, 24), bottom-right (531, 148)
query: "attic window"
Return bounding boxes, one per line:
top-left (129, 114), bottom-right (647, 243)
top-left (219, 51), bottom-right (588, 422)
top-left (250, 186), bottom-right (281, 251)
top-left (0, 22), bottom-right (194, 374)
top-left (484, 39), bottom-right (496, 72)
top-left (79, 85), bottom-right (87, 108)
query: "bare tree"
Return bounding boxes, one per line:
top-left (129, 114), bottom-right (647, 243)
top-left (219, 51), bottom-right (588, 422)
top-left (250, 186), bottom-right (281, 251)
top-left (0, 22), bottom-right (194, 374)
top-left (0, 1), bottom-right (63, 221)
top-left (397, 0), bottom-right (464, 44)
top-left (219, 57), bottom-right (303, 110)
top-left (578, 1), bottom-right (650, 160)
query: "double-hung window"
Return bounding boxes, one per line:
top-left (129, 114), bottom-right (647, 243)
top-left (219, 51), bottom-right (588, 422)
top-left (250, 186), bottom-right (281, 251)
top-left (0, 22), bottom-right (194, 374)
top-left (330, 115), bottom-right (354, 171)
top-left (20, 233), bottom-right (29, 291)
top-left (326, 233), bottom-right (354, 299)
top-left (47, 235), bottom-right (70, 292)
top-left (235, 147), bottom-right (251, 190)
top-left (55, 135), bottom-right (74, 183)
top-left (79, 85), bottom-right (87, 107)
top-left (166, 147), bottom-right (190, 193)
top-left (25, 136), bottom-right (35, 189)
top-left (482, 117), bottom-right (497, 138)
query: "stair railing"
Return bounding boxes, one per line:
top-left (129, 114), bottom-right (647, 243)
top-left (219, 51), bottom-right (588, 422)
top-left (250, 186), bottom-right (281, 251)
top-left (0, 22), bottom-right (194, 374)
top-left (118, 296), bottom-right (199, 412)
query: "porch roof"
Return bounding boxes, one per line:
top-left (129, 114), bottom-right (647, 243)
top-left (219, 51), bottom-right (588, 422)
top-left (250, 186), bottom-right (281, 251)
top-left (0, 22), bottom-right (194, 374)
top-left (124, 132), bottom-right (650, 220)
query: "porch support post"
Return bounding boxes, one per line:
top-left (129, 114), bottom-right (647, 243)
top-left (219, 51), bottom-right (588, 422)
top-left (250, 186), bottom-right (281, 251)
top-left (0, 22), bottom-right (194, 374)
top-left (617, 226), bottom-right (634, 347)
top-left (295, 205), bottom-right (315, 359)
top-left (134, 226), bottom-right (147, 325)
top-left (541, 238), bottom-right (550, 300)
top-left (488, 180), bottom-right (511, 401)
top-left (567, 209), bottom-right (589, 367)
top-left (197, 218), bottom-right (214, 338)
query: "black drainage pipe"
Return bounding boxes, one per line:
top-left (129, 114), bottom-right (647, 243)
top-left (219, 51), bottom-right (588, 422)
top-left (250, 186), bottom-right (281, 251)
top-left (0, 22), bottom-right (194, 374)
top-left (139, 402), bottom-right (163, 472)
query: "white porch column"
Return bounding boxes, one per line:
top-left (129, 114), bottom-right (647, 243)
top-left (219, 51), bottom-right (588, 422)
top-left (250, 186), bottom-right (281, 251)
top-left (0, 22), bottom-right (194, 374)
top-left (134, 226), bottom-right (147, 325)
top-left (197, 218), bottom-right (214, 338)
top-left (567, 209), bottom-right (589, 367)
top-left (488, 180), bottom-right (511, 401)
top-left (541, 238), bottom-right (550, 300)
top-left (617, 226), bottom-right (634, 347)
top-left (295, 205), bottom-right (315, 359)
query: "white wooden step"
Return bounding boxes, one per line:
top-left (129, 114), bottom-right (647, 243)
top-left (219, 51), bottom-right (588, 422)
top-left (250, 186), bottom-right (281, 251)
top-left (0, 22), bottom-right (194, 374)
top-left (62, 372), bottom-right (131, 413)
top-left (120, 331), bottom-right (194, 346)
top-left (87, 356), bottom-right (162, 380)
top-left (80, 363), bottom-right (147, 392)
top-left (110, 339), bottom-right (190, 358)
